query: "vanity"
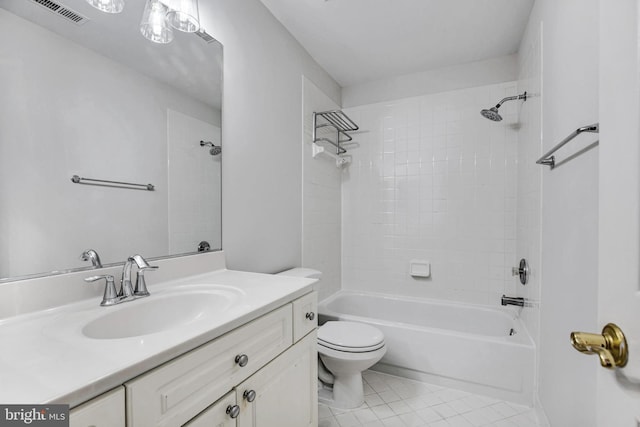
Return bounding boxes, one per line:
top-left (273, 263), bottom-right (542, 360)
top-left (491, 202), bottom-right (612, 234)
top-left (0, 251), bottom-right (318, 427)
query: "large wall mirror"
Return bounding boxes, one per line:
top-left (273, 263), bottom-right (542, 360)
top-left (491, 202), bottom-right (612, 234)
top-left (0, 0), bottom-right (223, 281)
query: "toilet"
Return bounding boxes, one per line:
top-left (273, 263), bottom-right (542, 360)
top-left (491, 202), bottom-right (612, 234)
top-left (276, 268), bottom-right (387, 409)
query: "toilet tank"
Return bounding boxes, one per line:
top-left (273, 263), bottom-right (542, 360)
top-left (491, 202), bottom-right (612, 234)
top-left (276, 268), bottom-right (322, 279)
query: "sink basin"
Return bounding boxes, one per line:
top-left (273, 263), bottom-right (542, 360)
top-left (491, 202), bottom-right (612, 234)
top-left (82, 287), bottom-right (241, 339)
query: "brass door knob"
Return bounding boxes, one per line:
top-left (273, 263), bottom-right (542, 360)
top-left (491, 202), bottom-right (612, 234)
top-left (570, 323), bottom-right (628, 369)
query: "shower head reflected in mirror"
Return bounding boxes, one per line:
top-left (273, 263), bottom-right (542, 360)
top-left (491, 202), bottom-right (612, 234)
top-left (480, 91), bottom-right (527, 122)
top-left (200, 140), bottom-right (221, 156)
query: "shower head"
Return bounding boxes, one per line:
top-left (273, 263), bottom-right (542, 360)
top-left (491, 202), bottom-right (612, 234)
top-left (480, 91), bottom-right (527, 122)
top-left (200, 140), bottom-right (221, 156)
top-left (480, 107), bottom-right (502, 122)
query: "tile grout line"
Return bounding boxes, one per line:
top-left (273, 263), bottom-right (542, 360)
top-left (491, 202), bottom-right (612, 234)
top-left (318, 370), bottom-right (541, 427)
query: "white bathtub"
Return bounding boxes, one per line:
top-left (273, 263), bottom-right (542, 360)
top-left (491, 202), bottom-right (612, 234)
top-left (318, 290), bottom-right (535, 404)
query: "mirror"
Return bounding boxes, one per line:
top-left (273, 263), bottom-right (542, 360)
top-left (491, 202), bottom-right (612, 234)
top-left (0, 0), bottom-right (222, 281)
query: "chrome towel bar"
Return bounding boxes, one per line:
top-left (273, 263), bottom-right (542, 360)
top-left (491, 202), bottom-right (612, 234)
top-left (536, 123), bottom-right (599, 169)
top-left (71, 175), bottom-right (155, 191)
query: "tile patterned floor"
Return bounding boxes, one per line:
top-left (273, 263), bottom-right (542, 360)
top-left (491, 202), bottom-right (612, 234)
top-left (318, 371), bottom-right (541, 427)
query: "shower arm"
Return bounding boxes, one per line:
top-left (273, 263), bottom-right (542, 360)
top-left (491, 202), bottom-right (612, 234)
top-left (495, 92), bottom-right (527, 108)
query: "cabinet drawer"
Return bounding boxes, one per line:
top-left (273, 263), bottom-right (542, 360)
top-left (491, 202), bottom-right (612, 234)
top-left (70, 387), bottom-right (125, 427)
top-left (126, 305), bottom-right (293, 427)
top-left (292, 292), bottom-right (317, 342)
top-left (183, 391), bottom-right (236, 427)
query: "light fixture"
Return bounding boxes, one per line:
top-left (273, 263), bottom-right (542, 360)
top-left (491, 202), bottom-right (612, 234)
top-left (88, 0), bottom-right (201, 44)
top-left (85, 0), bottom-right (125, 14)
top-left (164, 0), bottom-right (200, 33)
top-left (140, 0), bottom-right (174, 44)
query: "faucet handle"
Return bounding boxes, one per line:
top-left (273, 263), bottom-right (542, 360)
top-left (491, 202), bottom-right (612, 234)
top-left (134, 264), bottom-right (158, 297)
top-left (85, 275), bottom-right (119, 306)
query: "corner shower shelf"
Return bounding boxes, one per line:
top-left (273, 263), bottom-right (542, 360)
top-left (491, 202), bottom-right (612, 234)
top-left (312, 110), bottom-right (359, 160)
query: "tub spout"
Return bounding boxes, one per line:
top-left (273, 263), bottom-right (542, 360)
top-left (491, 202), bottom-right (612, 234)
top-left (501, 295), bottom-right (525, 307)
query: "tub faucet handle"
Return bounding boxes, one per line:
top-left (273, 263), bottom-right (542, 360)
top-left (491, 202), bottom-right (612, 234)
top-left (511, 258), bottom-right (529, 285)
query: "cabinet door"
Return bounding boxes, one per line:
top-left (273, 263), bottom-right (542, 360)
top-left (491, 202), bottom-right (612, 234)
top-left (70, 387), bottom-right (125, 427)
top-left (183, 391), bottom-right (237, 427)
top-left (236, 331), bottom-right (317, 427)
top-left (292, 292), bottom-right (317, 342)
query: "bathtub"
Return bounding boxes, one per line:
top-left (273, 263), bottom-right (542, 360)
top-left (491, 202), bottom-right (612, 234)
top-left (318, 290), bottom-right (535, 404)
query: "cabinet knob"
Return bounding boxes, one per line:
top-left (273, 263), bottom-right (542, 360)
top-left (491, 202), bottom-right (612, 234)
top-left (305, 312), bottom-right (315, 321)
top-left (243, 389), bottom-right (257, 402)
top-left (226, 404), bottom-right (240, 419)
top-left (235, 354), bottom-right (249, 367)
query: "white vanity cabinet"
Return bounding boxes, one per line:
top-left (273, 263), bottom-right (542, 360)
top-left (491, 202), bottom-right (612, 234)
top-left (235, 331), bottom-right (317, 427)
top-left (125, 292), bottom-right (317, 427)
top-left (69, 387), bottom-right (125, 427)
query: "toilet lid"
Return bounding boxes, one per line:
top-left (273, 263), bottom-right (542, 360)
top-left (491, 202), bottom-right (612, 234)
top-left (318, 321), bottom-right (385, 352)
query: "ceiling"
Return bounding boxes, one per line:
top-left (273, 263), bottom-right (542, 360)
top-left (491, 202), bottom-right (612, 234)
top-left (260, 0), bottom-right (535, 87)
top-left (1, 0), bottom-right (222, 109)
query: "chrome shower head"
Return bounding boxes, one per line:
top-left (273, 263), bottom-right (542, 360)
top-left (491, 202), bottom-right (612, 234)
top-left (480, 91), bottom-right (527, 122)
top-left (200, 140), bottom-right (221, 156)
top-left (480, 107), bottom-right (502, 122)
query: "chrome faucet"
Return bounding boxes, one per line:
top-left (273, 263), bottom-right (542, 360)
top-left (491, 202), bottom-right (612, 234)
top-left (80, 249), bottom-right (103, 268)
top-left (119, 258), bottom-right (137, 300)
top-left (501, 295), bottom-right (525, 307)
top-left (120, 254), bottom-right (158, 299)
top-left (85, 254), bottom-right (158, 306)
top-left (130, 254), bottom-right (158, 297)
top-left (85, 275), bottom-right (120, 306)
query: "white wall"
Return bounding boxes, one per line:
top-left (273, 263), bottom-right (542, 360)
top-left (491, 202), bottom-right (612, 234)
top-left (342, 55), bottom-right (518, 108)
top-left (597, 0), bottom-right (640, 425)
top-left (200, 0), bottom-right (341, 273)
top-left (518, 1), bottom-right (600, 425)
top-left (0, 9), bottom-right (217, 278)
top-left (301, 77), bottom-right (342, 301)
top-left (515, 20), bottom-right (543, 415)
top-left (341, 82), bottom-right (520, 305)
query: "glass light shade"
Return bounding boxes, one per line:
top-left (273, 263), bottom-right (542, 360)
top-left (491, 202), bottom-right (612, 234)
top-left (165, 0), bottom-right (200, 33)
top-left (85, 0), bottom-right (125, 13)
top-left (140, 0), bottom-right (174, 44)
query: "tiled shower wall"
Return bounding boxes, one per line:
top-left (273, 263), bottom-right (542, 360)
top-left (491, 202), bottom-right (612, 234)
top-left (342, 82), bottom-right (521, 305)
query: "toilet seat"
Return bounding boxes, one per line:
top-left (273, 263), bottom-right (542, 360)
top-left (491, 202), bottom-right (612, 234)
top-left (318, 321), bottom-right (385, 353)
top-left (318, 340), bottom-right (385, 353)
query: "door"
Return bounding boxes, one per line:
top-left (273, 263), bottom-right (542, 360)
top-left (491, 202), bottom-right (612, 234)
top-left (235, 332), bottom-right (317, 427)
top-left (596, 0), bottom-right (640, 424)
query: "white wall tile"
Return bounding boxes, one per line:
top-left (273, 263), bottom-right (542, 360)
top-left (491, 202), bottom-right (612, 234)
top-left (343, 83), bottom-right (519, 305)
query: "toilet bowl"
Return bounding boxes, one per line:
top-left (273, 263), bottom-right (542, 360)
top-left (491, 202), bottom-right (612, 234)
top-left (276, 268), bottom-right (387, 409)
top-left (317, 320), bottom-right (386, 409)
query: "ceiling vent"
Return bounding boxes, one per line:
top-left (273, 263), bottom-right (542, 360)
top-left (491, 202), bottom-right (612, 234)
top-left (30, 0), bottom-right (89, 25)
top-left (194, 28), bottom-right (216, 44)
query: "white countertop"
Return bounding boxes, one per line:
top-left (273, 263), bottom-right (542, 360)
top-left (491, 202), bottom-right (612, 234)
top-left (0, 268), bottom-right (314, 407)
